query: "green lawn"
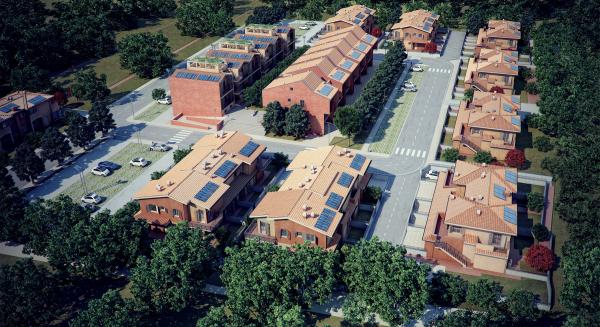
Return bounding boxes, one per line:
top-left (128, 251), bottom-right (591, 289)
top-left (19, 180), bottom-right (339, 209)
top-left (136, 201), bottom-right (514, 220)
top-left (330, 136), bottom-right (364, 150)
top-left (446, 115), bottom-right (457, 129)
top-left (442, 131), bottom-right (453, 146)
top-left (59, 143), bottom-right (167, 203)
top-left (516, 126), bottom-right (556, 175)
top-left (450, 272), bottom-right (549, 304)
top-left (135, 102), bottom-right (169, 122)
top-left (369, 71), bottom-right (424, 154)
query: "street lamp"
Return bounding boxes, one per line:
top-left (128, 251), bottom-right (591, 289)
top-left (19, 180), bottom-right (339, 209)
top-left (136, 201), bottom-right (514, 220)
top-left (132, 126), bottom-right (141, 144)
top-left (74, 165), bottom-right (89, 194)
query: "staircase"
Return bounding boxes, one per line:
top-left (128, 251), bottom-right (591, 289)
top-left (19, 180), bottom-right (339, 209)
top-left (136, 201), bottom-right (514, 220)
top-left (435, 240), bottom-right (471, 267)
top-left (461, 135), bottom-right (481, 153)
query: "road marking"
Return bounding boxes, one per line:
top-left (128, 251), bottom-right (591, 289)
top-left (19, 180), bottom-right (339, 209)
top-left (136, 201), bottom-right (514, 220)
top-left (421, 151), bottom-right (427, 158)
top-left (411, 149), bottom-right (416, 156)
top-left (416, 150), bottom-right (422, 157)
top-left (400, 148), bottom-right (406, 155)
top-left (168, 129), bottom-right (194, 143)
top-left (395, 147), bottom-right (400, 155)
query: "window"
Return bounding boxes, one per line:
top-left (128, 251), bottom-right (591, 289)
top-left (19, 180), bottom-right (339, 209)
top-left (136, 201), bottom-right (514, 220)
top-left (259, 221), bottom-right (270, 235)
top-left (305, 234), bottom-right (316, 243)
top-left (449, 226), bottom-right (463, 234)
top-left (173, 209), bottom-right (180, 217)
top-left (491, 233), bottom-right (502, 246)
top-left (287, 98), bottom-right (291, 102)
top-left (300, 100), bottom-right (305, 107)
top-left (289, 87), bottom-right (293, 91)
top-left (159, 206), bottom-right (167, 214)
top-left (471, 128), bottom-right (481, 134)
top-left (195, 210), bottom-right (204, 221)
top-left (280, 229), bottom-right (289, 238)
top-left (296, 231), bottom-right (303, 238)
top-left (147, 204), bottom-right (158, 213)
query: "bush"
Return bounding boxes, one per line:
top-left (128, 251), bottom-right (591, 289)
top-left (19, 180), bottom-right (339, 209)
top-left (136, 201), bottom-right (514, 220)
top-left (505, 149), bottom-right (526, 168)
top-left (173, 146), bottom-right (193, 164)
top-left (430, 272), bottom-right (468, 307)
top-left (151, 170), bottom-right (166, 180)
top-left (152, 88), bottom-right (166, 100)
top-left (490, 86), bottom-right (505, 94)
top-left (267, 184), bottom-right (280, 192)
top-left (525, 244), bottom-right (554, 272)
top-left (525, 113), bottom-right (540, 129)
top-left (463, 88), bottom-right (474, 101)
top-left (533, 136), bottom-right (554, 152)
top-left (527, 192), bottom-right (544, 212)
top-left (531, 223), bottom-right (550, 242)
top-left (524, 81), bottom-right (538, 94)
top-left (424, 42), bottom-right (437, 53)
top-left (473, 151), bottom-right (494, 164)
top-left (540, 157), bottom-right (556, 172)
top-left (364, 186), bottom-right (383, 204)
top-left (271, 152), bottom-right (289, 168)
top-left (441, 148), bottom-right (459, 162)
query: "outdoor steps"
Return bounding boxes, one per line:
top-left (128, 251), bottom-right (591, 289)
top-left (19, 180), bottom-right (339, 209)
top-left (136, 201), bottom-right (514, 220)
top-left (453, 92), bottom-right (464, 99)
top-left (435, 241), bottom-right (471, 267)
top-left (455, 86), bottom-right (465, 93)
top-left (461, 50), bottom-right (474, 56)
top-left (460, 55), bottom-right (471, 61)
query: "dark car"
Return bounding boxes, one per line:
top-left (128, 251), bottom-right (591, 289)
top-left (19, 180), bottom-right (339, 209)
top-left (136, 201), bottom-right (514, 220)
top-left (98, 161), bottom-right (121, 171)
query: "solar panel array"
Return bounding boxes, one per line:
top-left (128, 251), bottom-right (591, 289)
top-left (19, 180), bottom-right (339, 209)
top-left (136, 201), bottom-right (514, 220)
top-left (505, 170), bottom-right (517, 184)
top-left (494, 184), bottom-right (506, 200)
top-left (502, 103), bottom-right (513, 112)
top-left (363, 34), bottom-right (374, 43)
top-left (331, 70), bottom-right (345, 81)
top-left (214, 160), bottom-right (238, 178)
top-left (350, 51), bottom-right (361, 59)
top-left (350, 154), bottom-right (365, 170)
top-left (511, 116), bottom-right (520, 126)
top-left (255, 43), bottom-right (269, 49)
top-left (227, 62), bottom-right (242, 68)
top-left (356, 13), bottom-right (365, 19)
top-left (239, 35), bottom-right (276, 43)
top-left (510, 64), bottom-right (519, 71)
top-left (423, 22), bottom-right (432, 32)
top-left (175, 71), bottom-right (220, 82)
top-left (511, 95), bottom-right (520, 104)
top-left (211, 51), bottom-right (252, 60)
top-left (326, 192), bottom-right (343, 210)
top-left (337, 172), bottom-right (353, 188)
top-left (194, 182), bottom-right (219, 202)
top-left (353, 18), bottom-right (361, 25)
top-left (511, 51), bottom-right (519, 57)
top-left (319, 84), bottom-right (334, 96)
top-left (341, 60), bottom-right (353, 70)
top-left (356, 43), bottom-right (367, 52)
top-left (315, 208), bottom-right (335, 231)
top-left (276, 28), bottom-right (289, 33)
top-left (0, 103), bottom-right (18, 113)
top-left (239, 141), bottom-right (259, 157)
top-left (503, 206), bottom-right (517, 224)
top-left (28, 95), bottom-right (46, 106)
top-left (503, 55), bottom-right (512, 62)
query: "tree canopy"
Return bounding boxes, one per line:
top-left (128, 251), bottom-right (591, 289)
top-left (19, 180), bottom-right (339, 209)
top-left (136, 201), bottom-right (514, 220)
top-left (118, 32), bottom-right (174, 78)
top-left (262, 101), bottom-right (286, 135)
top-left (11, 142), bottom-right (45, 183)
top-left (65, 112), bottom-right (95, 149)
top-left (40, 127), bottom-right (73, 164)
top-left (71, 69), bottom-right (111, 102)
top-left (70, 289), bottom-right (142, 327)
top-left (0, 153), bottom-right (25, 242)
top-left (334, 105), bottom-right (362, 146)
top-left (284, 104), bottom-right (310, 139)
top-left (176, 0), bottom-right (235, 37)
top-left (89, 100), bottom-right (116, 136)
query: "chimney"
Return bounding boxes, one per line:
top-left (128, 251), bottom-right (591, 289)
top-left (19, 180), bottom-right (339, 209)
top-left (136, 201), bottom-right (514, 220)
top-left (449, 194), bottom-right (456, 200)
top-left (298, 182), bottom-right (305, 188)
top-left (305, 177), bottom-right (311, 182)
top-left (491, 116), bottom-right (495, 120)
top-left (481, 171), bottom-right (486, 178)
top-left (302, 212), bottom-right (308, 218)
top-left (310, 212), bottom-right (316, 218)
top-left (470, 196), bottom-right (476, 201)
top-left (482, 162), bottom-right (487, 167)
top-left (478, 194), bottom-right (484, 200)
top-left (302, 204), bottom-right (309, 211)
top-left (476, 209), bottom-right (482, 215)
top-left (168, 180), bottom-right (174, 186)
top-left (155, 184), bottom-right (163, 191)
top-left (495, 63), bottom-right (499, 67)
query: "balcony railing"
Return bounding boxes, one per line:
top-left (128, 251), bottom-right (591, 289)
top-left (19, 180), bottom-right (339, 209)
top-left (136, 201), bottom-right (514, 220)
top-left (188, 215), bottom-right (223, 232)
top-left (244, 220), bottom-right (276, 243)
top-left (435, 240), bottom-right (471, 267)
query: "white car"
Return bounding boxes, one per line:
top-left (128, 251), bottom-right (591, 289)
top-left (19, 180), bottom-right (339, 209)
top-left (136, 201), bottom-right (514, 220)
top-left (130, 157), bottom-right (148, 167)
top-left (425, 170), bottom-right (439, 180)
top-left (81, 192), bottom-right (103, 204)
top-left (411, 64), bottom-right (424, 72)
top-left (306, 21), bottom-right (317, 26)
top-left (402, 86), bottom-right (417, 92)
top-left (157, 96), bottom-right (171, 105)
top-left (299, 25), bottom-right (310, 30)
top-left (91, 166), bottom-right (111, 177)
top-left (403, 81), bottom-right (416, 88)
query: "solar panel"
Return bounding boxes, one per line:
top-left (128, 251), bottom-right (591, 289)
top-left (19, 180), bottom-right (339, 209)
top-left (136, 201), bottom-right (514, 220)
top-left (326, 192), bottom-right (343, 210)
top-left (502, 103), bottom-right (513, 112)
top-left (255, 43), bottom-right (268, 49)
top-left (0, 103), bottom-right (18, 113)
top-left (315, 208), bottom-right (335, 231)
top-left (510, 65), bottom-right (519, 71)
top-left (337, 172), bottom-right (353, 187)
top-left (511, 117), bottom-right (520, 126)
top-left (494, 184), bottom-right (506, 200)
top-left (505, 170), bottom-right (517, 184)
top-left (194, 182), bottom-right (220, 202)
top-left (356, 13), bottom-right (365, 19)
top-left (504, 55), bottom-right (512, 62)
top-left (227, 62), bottom-right (241, 68)
top-left (331, 70), bottom-right (345, 81)
top-left (356, 43), bottom-right (367, 52)
top-left (350, 51), bottom-right (361, 59)
top-left (511, 51), bottom-right (518, 57)
top-left (353, 18), bottom-right (361, 25)
top-left (319, 84), bottom-right (334, 96)
top-left (341, 60), bottom-right (353, 70)
top-left (239, 141), bottom-right (259, 157)
top-left (349, 154), bottom-right (365, 170)
top-left (28, 95), bottom-right (46, 105)
top-left (214, 160), bottom-right (237, 178)
top-left (363, 34), bottom-right (373, 43)
top-left (504, 206), bottom-right (517, 224)
top-left (511, 95), bottom-right (520, 104)
top-left (423, 22), bottom-right (432, 32)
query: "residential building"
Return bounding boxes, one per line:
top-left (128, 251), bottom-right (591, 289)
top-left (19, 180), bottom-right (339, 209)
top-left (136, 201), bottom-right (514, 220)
top-left (423, 160), bottom-right (519, 274)
top-left (452, 91), bottom-right (521, 159)
top-left (0, 91), bottom-right (62, 152)
top-left (246, 146), bottom-right (371, 251)
top-left (324, 5), bottom-right (376, 34)
top-left (233, 24), bottom-right (295, 71)
top-left (390, 9), bottom-right (440, 52)
top-left (262, 26), bottom-right (377, 135)
top-left (133, 131), bottom-right (267, 233)
top-left (464, 48), bottom-right (519, 93)
top-left (207, 40), bottom-right (262, 93)
top-left (476, 20), bottom-right (521, 51)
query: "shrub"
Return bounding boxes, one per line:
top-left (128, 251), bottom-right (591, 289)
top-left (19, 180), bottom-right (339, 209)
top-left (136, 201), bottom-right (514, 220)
top-left (540, 157), bottom-right (556, 172)
top-left (532, 223), bottom-right (551, 242)
top-left (267, 184), bottom-right (280, 192)
top-left (525, 113), bottom-right (540, 129)
top-left (524, 81), bottom-right (538, 94)
top-left (505, 149), bottom-right (526, 168)
top-left (424, 42), bottom-right (437, 53)
top-left (364, 186), bottom-right (383, 204)
top-left (173, 146), bottom-right (193, 164)
top-left (473, 151), bottom-right (494, 164)
top-left (152, 88), bottom-right (166, 100)
top-left (533, 136), bottom-right (554, 152)
top-left (441, 148), bottom-right (459, 162)
top-left (463, 88), bottom-right (474, 101)
top-left (527, 192), bottom-right (544, 212)
top-left (271, 152), bottom-right (289, 168)
top-left (490, 86), bottom-right (504, 94)
top-left (151, 170), bottom-right (166, 180)
top-left (525, 244), bottom-right (554, 272)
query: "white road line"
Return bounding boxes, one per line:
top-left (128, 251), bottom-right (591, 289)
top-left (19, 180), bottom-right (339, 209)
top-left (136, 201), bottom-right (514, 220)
top-left (400, 148), bottom-right (406, 155)
top-left (170, 136), bottom-right (186, 141)
top-left (411, 149), bottom-right (416, 156)
top-left (416, 150), bottom-right (422, 157)
top-left (421, 151), bottom-right (427, 158)
top-left (395, 147), bottom-right (400, 155)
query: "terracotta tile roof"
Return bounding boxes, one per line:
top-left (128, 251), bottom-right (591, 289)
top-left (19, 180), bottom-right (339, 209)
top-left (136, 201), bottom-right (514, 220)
top-left (444, 196), bottom-right (518, 235)
top-left (468, 113), bottom-right (521, 132)
top-left (391, 9), bottom-right (439, 32)
top-left (0, 91), bottom-right (53, 118)
top-left (305, 38), bottom-right (354, 56)
top-left (486, 20), bottom-right (521, 40)
top-left (472, 91), bottom-right (520, 114)
top-left (283, 56), bottom-right (336, 77)
top-left (325, 5), bottom-right (375, 26)
top-left (265, 71), bottom-right (338, 100)
top-left (295, 48), bottom-right (345, 65)
top-left (251, 189), bottom-right (305, 217)
top-left (477, 48), bottom-right (517, 63)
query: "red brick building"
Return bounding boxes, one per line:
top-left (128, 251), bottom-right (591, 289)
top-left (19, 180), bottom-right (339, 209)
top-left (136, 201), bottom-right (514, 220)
top-left (324, 5), bottom-right (376, 34)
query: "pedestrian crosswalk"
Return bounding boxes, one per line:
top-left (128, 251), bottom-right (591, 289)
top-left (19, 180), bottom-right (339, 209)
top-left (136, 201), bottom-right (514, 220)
top-left (428, 68), bottom-right (451, 74)
top-left (395, 147), bottom-right (427, 158)
top-left (168, 129), bottom-right (193, 144)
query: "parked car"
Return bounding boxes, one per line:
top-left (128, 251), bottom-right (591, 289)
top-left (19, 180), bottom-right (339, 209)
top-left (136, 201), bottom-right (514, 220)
top-left (403, 81), bottom-right (416, 88)
top-left (81, 193), bottom-right (103, 204)
top-left (402, 86), bottom-right (417, 92)
top-left (306, 21), bottom-right (317, 26)
top-left (91, 166), bottom-right (111, 177)
top-left (149, 142), bottom-right (171, 152)
top-left (98, 161), bottom-right (121, 171)
top-left (425, 170), bottom-right (439, 180)
top-left (299, 25), bottom-right (310, 30)
top-left (157, 96), bottom-right (171, 105)
top-left (411, 64), bottom-right (424, 72)
top-left (130, 157), bottom-right (149, 167)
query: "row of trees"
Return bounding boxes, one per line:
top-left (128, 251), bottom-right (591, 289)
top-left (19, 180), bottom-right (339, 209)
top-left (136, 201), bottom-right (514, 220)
top-left (262, 102), bottom-right (310, 138)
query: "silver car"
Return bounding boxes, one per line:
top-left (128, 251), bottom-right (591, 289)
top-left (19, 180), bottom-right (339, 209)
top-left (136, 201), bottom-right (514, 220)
top-left (149, 142), bottom-right (171, 152)
top-left (81, 192), bottom-right (103, 204)
top-left (91, 166), bottom-right (111, 177)
top-left (130, 157), bottom-right (149, 167)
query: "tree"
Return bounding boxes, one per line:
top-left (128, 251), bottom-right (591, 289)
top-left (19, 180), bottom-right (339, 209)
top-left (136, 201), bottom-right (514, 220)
top-left (401, 0), bottom-right (428, 13)
top-left (11, 143), bottom-right (44, 183)
top-left (271, 152), bottom-right (289, 168)
top-left (10, 65), bottom-right (51, 92)
top-left (0, 153), bottom-right (25, 242)
top-left (65, 112), bottom-right (95, 149)
top-left (70, 289), bottom-right (142, 327)
top-left (152, 88), bottom-right (167, 100)
top-left (71, 69), bottom-right (111, 102)
top-left (284, 104), bottom-right (310, 138)
top-left (489, 86), bottom-right (505, 94)
top-left (441, 148), bottom-right (459, 162)
top-left (504, 149), bottom-right (526, 168)
top-left (176, 0), bottom-right (235, 37)
top-left (334, 106), bottom-right (362, 146)
top-left (196, 305), bottom-right (227, 327)
top-left (40, 127), bottom-right (72, 164)
top-left (533, 135), bottom-right (554, 152)
top-left (120, 0), bottom-right (177, 18)
top-left (364, 186), bottom-right (382, 204)
top-left (432, 2), bottom-right (455, 27)
top-left (118, 32), bottom-right (174, 78)
top-left (173, 146), bottom-right (193, 164)
top-left (430, 272), bottom-right (468, 307)
top-left (525, 244), bottom-right (554, 272)
top-left (341, 238), bottom-right (430, 326)
top-left (262, 101), bottom-right (286, 135)
top-left (424, 42), bottom-right (437, 53)
top-left (531, 223), bottom-right (551, 242)
top-left (430, 310), bottom-right (474, 327)
top-left (131, 223), bottom-right (214, 313)
top-left (466, 279), bottom-right (502, 309)
top-left (527, 192), bottom-right (544, 212)
top-left (298, 0), bottom-right (323, 20)
top-left (0, 260), bottom-right (58, 327)
top-left (561, 245), bottom-right (600, 324)
top-left (246, 5), bottom-right (286, 25)
top-left (473, 151), bottom-right (494, 164)
top-left (463, 88), bottom-right (474, 101)
top-left (88, 100), bottom-right (116, 136)
top-left (505, 289), bottom-right (540, 324)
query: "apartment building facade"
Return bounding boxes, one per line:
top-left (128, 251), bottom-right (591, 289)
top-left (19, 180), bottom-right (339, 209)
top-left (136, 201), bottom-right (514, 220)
top-left (262, 26), bottom-right (377, 135)
top-left (452, 91), bottom-right (521, 158)
top-left (390, 9), bottom-right (440, 52)
top-left (134, 131), bottom-right (267, 233)
top-left (476, 20), bottom-right (521, 51)
top-left (464, 48), bottom-right (519, 93)
top-left (246, 146), bottom-right (371, 251)
top-left (423, 161), bottom-right (519, 274)
top-left (0, 91), bottom-right (62, 152)
top-left (324, 5), bottom-right (376, 34)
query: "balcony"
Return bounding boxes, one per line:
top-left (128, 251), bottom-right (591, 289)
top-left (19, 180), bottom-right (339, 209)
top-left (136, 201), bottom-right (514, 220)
top-left (188, 215), bottom-right (223, 232)
top-left (244, 220), bottom-right (276, 244)
top-left (475, 244), bottom-right (509, 258)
